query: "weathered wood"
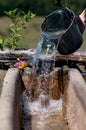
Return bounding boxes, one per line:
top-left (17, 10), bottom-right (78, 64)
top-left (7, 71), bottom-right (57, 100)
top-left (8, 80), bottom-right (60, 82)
top-left (55, 50), bottom-right (86, 63)
top-left (0, 49), bottom-right (86, 63)
top-left (0, 49), bottom-right (35, 63)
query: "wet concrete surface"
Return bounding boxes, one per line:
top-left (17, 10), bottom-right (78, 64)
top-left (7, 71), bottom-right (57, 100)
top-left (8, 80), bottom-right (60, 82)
top-left (27, 112), bottom-right (68, 130)
top-left (23, 109), bottom-right (68, 130)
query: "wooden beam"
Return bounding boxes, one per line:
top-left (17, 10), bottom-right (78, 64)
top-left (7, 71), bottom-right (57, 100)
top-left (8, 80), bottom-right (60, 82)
top-left (0, 49), bottom-right (35, 63)
top-left (0, 49), bottom-right (86, 64)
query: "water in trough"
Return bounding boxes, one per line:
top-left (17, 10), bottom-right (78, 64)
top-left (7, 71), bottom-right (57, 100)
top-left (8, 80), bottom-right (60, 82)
top-left (22, 91), bottom-right (68, 130)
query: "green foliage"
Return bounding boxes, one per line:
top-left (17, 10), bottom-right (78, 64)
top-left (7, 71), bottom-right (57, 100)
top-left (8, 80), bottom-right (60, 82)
top-left (0, 36), bottom-right (7, 50)
top-left (0, 8), bottom-right (35, 50)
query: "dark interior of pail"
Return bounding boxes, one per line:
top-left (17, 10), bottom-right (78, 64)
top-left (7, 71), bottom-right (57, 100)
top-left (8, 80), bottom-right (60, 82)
top-left (41, 6), bottom-right (83, 55)
top-left (41, 7), bottom-right (74, 33)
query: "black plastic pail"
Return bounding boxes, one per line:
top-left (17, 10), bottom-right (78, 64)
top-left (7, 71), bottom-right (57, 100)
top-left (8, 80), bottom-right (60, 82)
top-left (41, 7), bottom-right (83, 55)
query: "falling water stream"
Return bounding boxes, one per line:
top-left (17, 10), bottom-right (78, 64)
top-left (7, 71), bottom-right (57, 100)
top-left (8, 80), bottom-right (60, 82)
top-left (21, 6), bottom-right (71, 128)
top-left (22, 29), bottom-right (69, 130)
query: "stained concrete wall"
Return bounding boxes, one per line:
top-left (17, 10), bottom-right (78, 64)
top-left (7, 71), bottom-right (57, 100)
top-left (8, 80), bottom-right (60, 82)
top-left (63, 69), bottom-right (86, 130)
top-left (0, 68), bottom-right (24, 130)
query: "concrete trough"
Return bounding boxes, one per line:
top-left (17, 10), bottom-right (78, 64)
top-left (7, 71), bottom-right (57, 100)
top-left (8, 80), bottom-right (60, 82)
top-left (0, 68), bottom-right (86, 130)
top-left (0, 68), bottom-right (24, 130)
top-left (63, 69), bottom-right (86, 130)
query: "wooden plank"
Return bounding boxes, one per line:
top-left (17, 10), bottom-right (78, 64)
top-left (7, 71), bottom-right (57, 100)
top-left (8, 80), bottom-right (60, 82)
top-left (0, 49), bottom-right (35, 63)
top-left (0, 49), bottom-right (86, 63)
top-left (55, 50), bottom-right (86, 63)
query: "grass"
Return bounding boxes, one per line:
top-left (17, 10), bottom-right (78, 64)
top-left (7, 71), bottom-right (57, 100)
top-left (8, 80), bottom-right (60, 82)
top-left (0, 16), bottom-right (86, 49)
top-left (0, 16), bottom-right (44, 49)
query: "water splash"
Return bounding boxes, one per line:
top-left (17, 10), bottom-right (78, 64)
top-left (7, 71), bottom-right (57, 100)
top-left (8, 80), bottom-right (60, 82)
top-left (33, 34), bottom-right (56, 65)
top-left (22, 91), bottom-right (62, 117)
top-left (33, 33), bottom-right (57, 76)
top-left (39, 91), bottom-right (49, 108)
top-left (22, 91), bottom-right (63, 130)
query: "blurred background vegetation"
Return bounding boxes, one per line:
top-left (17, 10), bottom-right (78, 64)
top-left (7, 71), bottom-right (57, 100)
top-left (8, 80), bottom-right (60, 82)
top-left (0, 0), bottom-right (86, 16)
top-left (0, 0), bottom-right (86, 49)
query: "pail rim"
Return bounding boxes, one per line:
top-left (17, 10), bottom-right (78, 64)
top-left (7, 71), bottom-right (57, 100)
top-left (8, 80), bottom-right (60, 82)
top-left (41, 7), bottom-right (75, 38)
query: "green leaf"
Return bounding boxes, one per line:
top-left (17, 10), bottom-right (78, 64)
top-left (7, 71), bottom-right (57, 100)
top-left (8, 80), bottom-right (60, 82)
top-left (0, 39), bottom-right (3, 44)
top-left (11, 28), bottom-right (16, 33)
top-left (24, 11), bottom-right (36, 22)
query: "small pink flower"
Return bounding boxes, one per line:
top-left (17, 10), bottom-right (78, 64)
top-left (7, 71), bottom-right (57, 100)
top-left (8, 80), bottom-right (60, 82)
top-left (15, 58), bottom-right (27, 69)
top-left (16, 60), bottom-right (23, 68)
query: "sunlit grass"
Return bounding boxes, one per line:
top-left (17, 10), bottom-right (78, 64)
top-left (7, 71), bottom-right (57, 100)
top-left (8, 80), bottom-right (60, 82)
top-left (0, 16), bottom-right (44, 49)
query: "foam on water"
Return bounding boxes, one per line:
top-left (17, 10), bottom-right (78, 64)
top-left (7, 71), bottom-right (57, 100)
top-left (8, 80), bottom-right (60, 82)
top-left (22, 91), bottom-right (62, 118)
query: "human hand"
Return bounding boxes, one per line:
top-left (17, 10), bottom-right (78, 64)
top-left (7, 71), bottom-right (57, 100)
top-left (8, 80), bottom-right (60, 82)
top-left (79, 8), bottom-right (86, 26)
